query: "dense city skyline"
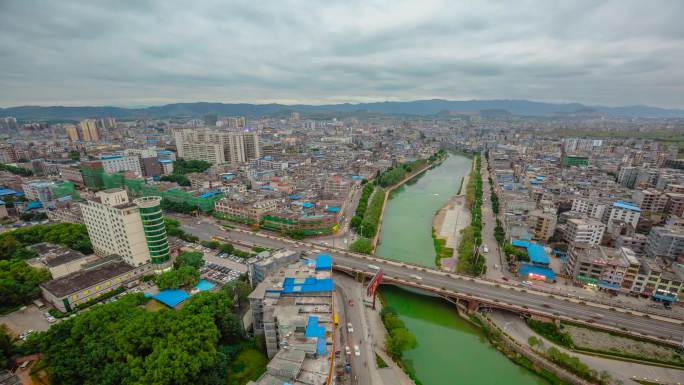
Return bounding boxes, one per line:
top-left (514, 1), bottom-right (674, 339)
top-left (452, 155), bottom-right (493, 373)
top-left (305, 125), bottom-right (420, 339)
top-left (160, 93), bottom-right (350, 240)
top-left (1, 0), bottom-right (684, 108)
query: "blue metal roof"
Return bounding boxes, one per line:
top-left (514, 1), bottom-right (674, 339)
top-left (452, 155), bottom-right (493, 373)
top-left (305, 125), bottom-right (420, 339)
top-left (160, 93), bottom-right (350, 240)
top-left (305, 315), bottom-right (327, 355)
top-left (598, 281), bottom-right (621, 290)
top-left (302, 202), bottom-right (314, 208)
top-left (652, 293), bottom-right (677, 303)
top-left (511, 240), bottom-right (549, 265)
top-left (152, 289), bottom-right (190, 308)
top-left (325, 207), bottom-right (340, 213)
top-left (281, 277), bottom-right (333, 293)
top-left (25, 201), bottom-right (43, 210)
top-left (511, 240), bottom-right (530, 248)
top-left (613, 201), bottom-right (640, 212)
top-left (315, 254), bottom-right (332, 270)
top-left (198, 190), bottom-right (222, 198)
top-left (518, 263), bottom-right (556, 281)
top-left (288, 194), bottom-right (302, 199)
top-left (0, 188), bottom-right (18, 196)
top-left (528, 243), bottom-right (549, 265)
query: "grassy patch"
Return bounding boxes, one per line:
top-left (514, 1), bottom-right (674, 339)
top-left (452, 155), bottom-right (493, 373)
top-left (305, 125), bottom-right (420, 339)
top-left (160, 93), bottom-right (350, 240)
top-left (376, 353), bottom-right (388, 368)
top-left (432, 228), bottom-right (454, 266)
top-left (226, 348), bottom-right (268, 385)
top-left (527, 320), bottom-right (573, 348)
top-left (350, 237), bottom-right (373, 254)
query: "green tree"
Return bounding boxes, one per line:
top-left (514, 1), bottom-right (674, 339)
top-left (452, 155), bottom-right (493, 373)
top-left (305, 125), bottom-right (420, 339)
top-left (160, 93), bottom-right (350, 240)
top-left (175, 251), bottom-right (204, 270)
top-left (218, 243), bottom-right (235, 255)
top-left (386, 328), bottom-right (417, 360)
top-left (160, 173), bottom-right (191, 186)
top-left (0, 325), bottom-right (14, 369)
top-left (0, 259), bottom-right (51, 311)
top-left (154, 266), bottom-right (200, 289)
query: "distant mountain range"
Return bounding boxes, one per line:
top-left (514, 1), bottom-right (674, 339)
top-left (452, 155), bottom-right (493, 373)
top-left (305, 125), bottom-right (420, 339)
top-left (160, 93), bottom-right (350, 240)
top-left (2, 99), bottom-right (683, 121)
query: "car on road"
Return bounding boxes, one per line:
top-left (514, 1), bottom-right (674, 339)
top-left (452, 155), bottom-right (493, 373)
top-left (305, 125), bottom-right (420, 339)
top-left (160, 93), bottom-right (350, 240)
top-left (354, 345), bottom-right (360, 356)
top-left (368, 264), bottom-right (379, 270)
top-left (483, 245), bottom-right (489, 253)
top-left (345, 345), bottom-right (351, 355)
top-left (522, 280), bottom-right (532, 286)
top-left (347, 322), bottom-right (354, 333)
top-left (410, 274), bottom-right (422, 281)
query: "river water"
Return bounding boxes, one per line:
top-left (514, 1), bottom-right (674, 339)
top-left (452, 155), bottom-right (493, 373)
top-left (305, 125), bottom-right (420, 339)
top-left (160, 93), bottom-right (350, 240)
top-left (376, 154), bottom-right (548, 385)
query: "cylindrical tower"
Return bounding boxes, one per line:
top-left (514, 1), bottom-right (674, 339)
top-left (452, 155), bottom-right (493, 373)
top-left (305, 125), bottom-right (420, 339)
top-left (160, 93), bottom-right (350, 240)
top-left (133, 196), bottom-right (171, 269)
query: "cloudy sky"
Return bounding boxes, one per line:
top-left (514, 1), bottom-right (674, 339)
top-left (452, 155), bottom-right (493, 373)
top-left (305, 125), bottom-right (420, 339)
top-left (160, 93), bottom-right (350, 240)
top-left (1, 0), bottom-right (683, 108)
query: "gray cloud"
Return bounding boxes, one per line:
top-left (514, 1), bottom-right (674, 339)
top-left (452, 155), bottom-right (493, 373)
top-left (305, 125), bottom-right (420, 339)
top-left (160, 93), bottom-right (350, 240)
top-left (0, 0), bottom-right (683, 108)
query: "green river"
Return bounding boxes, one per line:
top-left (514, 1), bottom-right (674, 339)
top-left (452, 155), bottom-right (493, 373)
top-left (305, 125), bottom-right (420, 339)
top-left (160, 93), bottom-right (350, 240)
top-left (376, 154), bottom-right (548, 385)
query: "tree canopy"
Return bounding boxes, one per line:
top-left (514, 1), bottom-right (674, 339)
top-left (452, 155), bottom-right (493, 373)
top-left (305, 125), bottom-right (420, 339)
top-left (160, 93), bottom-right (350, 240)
top-left (173, 159), bottom-right (212, 175)
top-left (0, 223), bottom-right (92, 260)
top-left (35, 289), bottom-right (255, 385)
top-left (154, 265), bottom-right (200, 290)
top-left (0, 259), bottom-right (51, 312)
top-left (175, 251), bottom-right (204, 270)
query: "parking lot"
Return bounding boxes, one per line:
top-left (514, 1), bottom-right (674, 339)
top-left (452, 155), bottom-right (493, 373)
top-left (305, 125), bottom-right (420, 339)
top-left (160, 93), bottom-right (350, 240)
top-left (0, 305), bottom-right (51, 336)
top-left (201, 263), bottom-right (242, 285)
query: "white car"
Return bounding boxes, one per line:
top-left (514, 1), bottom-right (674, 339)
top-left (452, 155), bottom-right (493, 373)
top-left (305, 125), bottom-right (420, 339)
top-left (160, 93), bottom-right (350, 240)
top-left (347, 322), bottom-right (354, 333)
top-left (345, 345), bottom-right (351, 355)
top-left (354, 345), bottom-right (361, 356)
top-left (483, 245), bottom-right (489, 253)
top-left (368, 264), bottom-right (380, 270)
top-left (19, 330), bottom-right (34, 341)
top-left (410, 274), bottom-right (423, 281)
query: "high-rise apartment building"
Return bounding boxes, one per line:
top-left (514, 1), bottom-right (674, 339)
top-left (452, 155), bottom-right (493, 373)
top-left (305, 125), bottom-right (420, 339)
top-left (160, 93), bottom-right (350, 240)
top-left (80, 189), bottom-right (170, 269)
top-left (173, 128), bottom-right (260, 165)
top-left (79, 119), bottom-right (100, 142)
top-left (65, 125), bottom-right (80, 142)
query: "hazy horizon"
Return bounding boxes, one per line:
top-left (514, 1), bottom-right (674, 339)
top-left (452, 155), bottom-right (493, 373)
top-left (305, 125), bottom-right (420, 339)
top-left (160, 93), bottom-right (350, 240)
top-left (1, 0), bottom-right (683, 108)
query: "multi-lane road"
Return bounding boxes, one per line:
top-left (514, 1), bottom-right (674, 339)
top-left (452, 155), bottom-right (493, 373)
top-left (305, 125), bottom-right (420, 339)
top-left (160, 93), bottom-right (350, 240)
top-left (174, 215), bottom-right (684, 344)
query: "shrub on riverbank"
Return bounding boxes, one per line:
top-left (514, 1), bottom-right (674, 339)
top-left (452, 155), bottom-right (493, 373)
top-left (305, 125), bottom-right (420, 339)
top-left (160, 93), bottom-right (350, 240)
top-left (380, 306), bottom-right (417, 360)
top-left (356, 186), bottom-right (385, 238)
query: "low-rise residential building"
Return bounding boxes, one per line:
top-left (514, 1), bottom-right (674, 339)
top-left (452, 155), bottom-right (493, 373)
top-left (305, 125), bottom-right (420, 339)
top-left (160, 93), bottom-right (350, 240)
top-left (615, 233), bottom-right (648, 255)
top-left (665, 192), bottom-right (684, 217)
top-left (565, 245), bottom-right (634, 291)
top-left (527, 209), bottom-right (557, 241)
top-left (40, 256), bottom-right (154, 312)
top-left (632, 189), bottom-right (668, 213)
top-left (214, 197), bottom-right (279, 224)
top-left (564, 218), bottom-right (605, 246)
top-left (645, 225), bottom-right (684, 261)
top-left (603, 201), bottom-right (641, 233)
top-left (571, 198), bottom-right (607, 220)
top-left (247, 249), bottom-right (300, 288)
